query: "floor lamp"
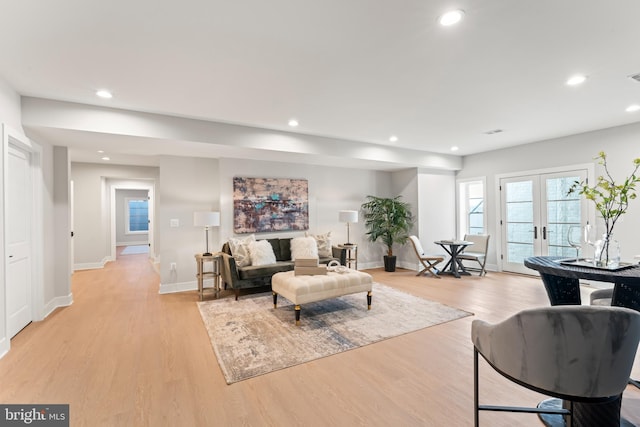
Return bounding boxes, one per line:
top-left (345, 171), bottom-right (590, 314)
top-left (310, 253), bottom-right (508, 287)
top-left (194, 211), bottom-right (220, 256)
top-left (338, 210), bottom-right (358, 246)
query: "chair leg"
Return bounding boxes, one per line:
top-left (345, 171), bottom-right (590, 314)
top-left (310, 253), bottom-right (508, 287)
top-left (474, 348), bottom-right (480, 427)
top-left (417, 261), bottom-right (441, 278)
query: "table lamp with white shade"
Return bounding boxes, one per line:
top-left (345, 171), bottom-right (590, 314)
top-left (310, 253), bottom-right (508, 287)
top-left (338, 210), bottom-right (358, 246)
top-left (194, 211), bottom-right (220, 256)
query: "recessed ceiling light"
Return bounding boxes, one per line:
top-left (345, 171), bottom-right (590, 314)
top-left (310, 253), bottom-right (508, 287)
top-left (566, 75), bottom-right (587, 86)
top-left (626, 104), bottom-right (640, 113)
top-left (288, 119), bottom-right (299, 127)
top-left (96, 90), bottom-right (113, 99)
top-left (389, 135), bottom-right (398, 142)
top-left (97, 150), bottom-right (104, 153)
top-left (101, 156), bottom-right (110, 161)
top-left (450, 146), bottom-right (459, 152)
top-left (439, 10), bottom-right (464, 26)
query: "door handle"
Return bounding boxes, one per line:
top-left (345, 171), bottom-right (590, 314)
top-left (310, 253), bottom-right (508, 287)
top-left (543, 226), bottom-right (547, 240)
top-left (533, 226), bottom-right (538, 239)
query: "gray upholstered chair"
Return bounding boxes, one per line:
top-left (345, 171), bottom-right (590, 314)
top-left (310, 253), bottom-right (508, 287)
top-left (408, 235), bottom-right (444, 278)
top-left (472, 305), bottom-right (640, 427)
top-left (458, 234), bottom-right (489, 276)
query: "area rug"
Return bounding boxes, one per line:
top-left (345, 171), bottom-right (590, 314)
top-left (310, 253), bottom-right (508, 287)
top-left (120, 245), bottom-right (149, 255)
top-left (197, 282), bottom-right (473, 384)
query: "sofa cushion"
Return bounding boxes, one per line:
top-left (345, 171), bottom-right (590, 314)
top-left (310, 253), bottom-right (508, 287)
top-left (238, 261), bottom-right (294, 280)
top-left (280, 238), bottom-right (292, 261)
top-left (249, 240), bottom-right (277, 266)
top-left (291, 236), bottom-right (318, 260)
top-left (306, 231), bottom-right (332, 258)
top-left (228, 234), bottom-right (255, 267)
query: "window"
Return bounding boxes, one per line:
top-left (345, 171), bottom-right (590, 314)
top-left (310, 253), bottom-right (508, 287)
top-left (126, 198), bottom-right (149, 233)
top-left (458, 179), bottom-right (485, 236)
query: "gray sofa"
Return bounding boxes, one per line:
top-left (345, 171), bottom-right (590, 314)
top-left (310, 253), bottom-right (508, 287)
top-left (219, 237), bottom-right (346, 300)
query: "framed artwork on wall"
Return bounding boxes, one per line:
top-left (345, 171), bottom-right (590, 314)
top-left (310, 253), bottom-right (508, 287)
top-left (233, 177), bottom-right (309, 233)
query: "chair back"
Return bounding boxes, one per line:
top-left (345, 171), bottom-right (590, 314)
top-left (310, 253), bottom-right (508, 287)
top-left (409, 235), bottom-right (424, 257)
top-left (472, 305), bottom-right (640, 400)
top-left (463, 234), bottom-right (489, 255)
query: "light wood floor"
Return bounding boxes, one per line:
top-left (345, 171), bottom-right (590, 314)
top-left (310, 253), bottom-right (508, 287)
top-left (0, 252), bottom-right (638, 426)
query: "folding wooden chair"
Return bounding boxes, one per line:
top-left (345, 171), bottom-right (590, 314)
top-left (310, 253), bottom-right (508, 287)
top-left (458, 234), bottom-right (490, 276)
top-left (408, 235), bottom-right (444, 278)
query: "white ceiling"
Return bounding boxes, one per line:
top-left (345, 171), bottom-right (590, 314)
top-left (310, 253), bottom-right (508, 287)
top-left (1, 0), bottom-right (640, 168)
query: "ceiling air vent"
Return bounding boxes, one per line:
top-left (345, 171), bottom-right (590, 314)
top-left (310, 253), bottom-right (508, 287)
top-left (484, 129), bottom-right (504, 135)
top-left (629, 73), bottom-right (640, 83)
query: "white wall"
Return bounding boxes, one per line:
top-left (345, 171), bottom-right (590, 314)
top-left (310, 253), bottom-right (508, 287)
top-left (417, 170), bottom-right (456, 254)
top-left (115, 189), bottom-right (149, 245)
top-left (157, 155), bottom-right (220, 292)
top-left (458, 121), bottom-right (640, 268)
top-left (51, 146), bottom-right (72, 307)
top-left (219, 158), bottom-right (391, 271)
top-left (388, 169), bottom-right (456, 271)
top-left (0, 77), bottom-right (21, 130)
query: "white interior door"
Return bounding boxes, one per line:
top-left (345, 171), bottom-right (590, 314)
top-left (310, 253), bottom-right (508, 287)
top-left (500, 169), bottom-right (587, 274)
top-left (7, 145), bottom-right (32, 337)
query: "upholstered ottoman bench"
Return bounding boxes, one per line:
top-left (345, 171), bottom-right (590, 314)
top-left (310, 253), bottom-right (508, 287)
top-left (272, 269), bottom-right (373, 325)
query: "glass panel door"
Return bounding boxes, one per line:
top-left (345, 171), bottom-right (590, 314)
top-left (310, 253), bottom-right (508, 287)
top-left (502, 176), bottom-right (539, 274)
top-left (543, 172), bottom-right (585, 258)
top-left (500, 169), bottom-right (587, 274)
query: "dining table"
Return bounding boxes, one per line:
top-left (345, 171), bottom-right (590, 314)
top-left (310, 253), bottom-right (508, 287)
top-left (434, 240), bottom-right (473, 278)
top-left (524, 255), bottom-right (640, 427)
top-left (524, 256), bottom-right (640, 311)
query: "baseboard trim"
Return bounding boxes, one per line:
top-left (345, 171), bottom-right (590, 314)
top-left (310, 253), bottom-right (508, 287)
top-left (42, 294), bottom-right (74, 319)
top-left (159, 280), bottom-right (198, 294)
top-left (74, 256), bottom-right (112, 271)
top-left (117, 241), bottom-right (148, 247)
top-left (0, 337), bottom-right (8, 360)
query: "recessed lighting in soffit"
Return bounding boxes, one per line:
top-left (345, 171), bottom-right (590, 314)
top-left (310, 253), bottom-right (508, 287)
top-left (566, 75), bottom-right (587, 86)
top-left (96, 90), bottom-right (113, 99)
top-left (389, 135), bottom-right (398, 142)
top-left (626, 105), bottom-right (640, 113)
top-left (288, 119), bottom-right (299, 127)
top-left (438, 9), bottom-right (465, 26)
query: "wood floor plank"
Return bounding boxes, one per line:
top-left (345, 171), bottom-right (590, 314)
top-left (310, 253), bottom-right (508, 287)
top-left (0, 251), bottom-right (638, 426)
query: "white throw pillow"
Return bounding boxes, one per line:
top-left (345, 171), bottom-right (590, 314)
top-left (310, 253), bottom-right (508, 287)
top-left (248, 240), bottom-right (276, 266)
top-left (290, 236), bottom-right (319, 261)
top-left (306, 231), bottom-right (332, 258)
top-left (228, 234), bottom-right (255, 268)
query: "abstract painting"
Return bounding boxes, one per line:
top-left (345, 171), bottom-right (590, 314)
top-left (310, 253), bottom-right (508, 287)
top-left (233, 177), bottom-right (309, 233)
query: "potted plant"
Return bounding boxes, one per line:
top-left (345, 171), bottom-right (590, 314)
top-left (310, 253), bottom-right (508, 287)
top-left (361, 195), bottom-right (414, 272)
top-left (568, 151), bottom-right (640, 266)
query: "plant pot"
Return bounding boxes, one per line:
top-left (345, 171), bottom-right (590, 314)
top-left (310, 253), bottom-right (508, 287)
top-left (384, 255), bottom-right (397, 272)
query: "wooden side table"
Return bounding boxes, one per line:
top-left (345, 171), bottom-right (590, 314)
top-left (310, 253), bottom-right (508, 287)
top-left (195, 253), bottom-right (221, 300)
top-left (338, 244), bottom-right (358, 270)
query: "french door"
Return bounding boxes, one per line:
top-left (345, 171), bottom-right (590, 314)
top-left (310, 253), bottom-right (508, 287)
top-left (500, 170), bottom-right (587, 274)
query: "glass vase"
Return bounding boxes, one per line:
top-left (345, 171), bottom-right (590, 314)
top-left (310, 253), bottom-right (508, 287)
top-left (593, 233), bottom-right (620, 268)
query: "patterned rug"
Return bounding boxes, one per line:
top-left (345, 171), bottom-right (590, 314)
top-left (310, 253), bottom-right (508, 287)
top-left (197, 282), bottom-right (472, 384)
